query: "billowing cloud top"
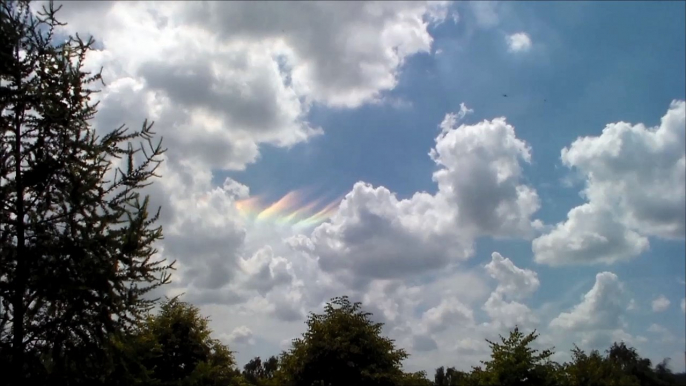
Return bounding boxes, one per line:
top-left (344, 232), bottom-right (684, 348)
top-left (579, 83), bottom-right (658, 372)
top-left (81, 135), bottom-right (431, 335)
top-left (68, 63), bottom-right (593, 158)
top-left (41, 0), bottom-right (686, 375)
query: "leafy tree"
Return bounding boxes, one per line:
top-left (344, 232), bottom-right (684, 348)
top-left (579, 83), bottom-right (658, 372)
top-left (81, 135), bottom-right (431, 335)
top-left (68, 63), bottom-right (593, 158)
top-left (277, 296), bottom-right (408, 386)
top-left (243, 356), bottom-right (280, 386)
top-left (561, 342), bottom-right (685, 386)
top-left (435, 366), bottom-right (447, 386)
top-left (469, 326), bottom-right (559, 386)
top-left (398, 370), bottom-right (432, 386)
top-left (654, 358), bottom-right (679, 386)
top-left (605, 342), bottom-right (672, 386)
top-left (0, 1), bottom-right (173, 383)
top-left (119, 297), bottom-right (246, 386)
top-left (563, 345), bottom-right (639, 386)
top-left (434, 366), bottom-right (470, 386)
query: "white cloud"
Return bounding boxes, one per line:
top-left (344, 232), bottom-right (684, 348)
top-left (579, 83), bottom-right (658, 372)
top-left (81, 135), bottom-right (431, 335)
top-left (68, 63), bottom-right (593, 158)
top-left (652, 295), bottom-right (670, 313)
top-left (534, 101), bottom-right (686, 266)
top-left (485, 252), bottom-right (540, 299)
top-left (681, 298), bottom-right (685, 313)
top-left (224, 326), bottom-right (256, 346)
top-left (426, 1), bottom-right (459, 25)
top-left (483, 292), bottom-right (538, 330)
top-left (34, 0), bottom-right (682, 375)
top-left (431, 116), bottom-right (541, 239)
top-left (561, 100), bottom-right (685, 239)
top-left (41, 0), bottom-right (456, 313)
top-left (240, 246), bottom-right (296, 296)
top-left (482, 252), bottom-right (539, 330)
top-left (401, 254), bottom-right (542, 371)
top-left (550, 272), bottom-right (626, 331)
top-left (532, 204), bottom-right (649, 266)
top-left (47, 0), bottom-right (452, 174)
top-left (35, 2), bottom-right (474, 369)
top-left (506, 32), bottom-right (532, 53)
top-left (289, 114), bottom-right (540, 286)
top-left (177, 1), bottom-right (449, 109)
top-left (456, 102), bottom-right (475, 122)
top-left (420, 298), bottom-right (475, 334)
top-left (549, 272), bottom-right (636, 352)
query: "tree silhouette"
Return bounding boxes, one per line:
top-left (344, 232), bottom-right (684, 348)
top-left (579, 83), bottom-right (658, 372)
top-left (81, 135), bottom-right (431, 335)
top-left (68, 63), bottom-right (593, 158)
top-left (118, 298), bottom-right (244, 386)
top-left (278, 296), bottom-right (408, 386)
top-left (0, 1), bottom-right (173, 383)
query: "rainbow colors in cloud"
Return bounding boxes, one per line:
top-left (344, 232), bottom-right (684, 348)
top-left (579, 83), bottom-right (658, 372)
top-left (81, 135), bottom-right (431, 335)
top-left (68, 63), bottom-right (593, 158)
top-left (235, 189), bottom-right (341, 229)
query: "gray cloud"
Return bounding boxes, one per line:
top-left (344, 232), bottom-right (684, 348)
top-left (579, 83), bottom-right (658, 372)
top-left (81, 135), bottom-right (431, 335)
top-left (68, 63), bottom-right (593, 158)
top-left (413, 334), bottom-right (439, 352)
top-left (179, 1), bottom-right (448, 108)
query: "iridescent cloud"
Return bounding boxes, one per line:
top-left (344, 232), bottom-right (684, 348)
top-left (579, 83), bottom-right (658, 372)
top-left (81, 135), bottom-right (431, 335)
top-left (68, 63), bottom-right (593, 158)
top-left (235, 189), bottom-right (341, 228)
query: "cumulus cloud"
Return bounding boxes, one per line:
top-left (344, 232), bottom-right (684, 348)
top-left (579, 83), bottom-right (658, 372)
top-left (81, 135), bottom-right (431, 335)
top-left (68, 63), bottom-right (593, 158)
top-left (178, 1), bottom-right (449, 109)
top-left (420, 298), bottom-right (475, 334)
top-left (550, 272), bottom-right (626, 331)
top-left (506, 32), bottom-right (532, 53)
top-left (401, 253), bottom-right (542, 367)
top-left (549, 272), bottom-right (635, 351)
top-left (485, 252), bottom-right (540, 299)
top-left (532, 204), bottom-right (649, 266)
top-left (482, 252), bottom-right (539, 329)
top-left (534, 101), bottom-right (686, 266)
top-left (431, 116), bottom-right (541, 238)
top-left (40, 0), bottom-right (457, 314)
top-left (652, 295), bottom-right (670, 313)
top-left (290, 113), bottom-right (540, 286)
top-left (36, 0), bottom-right (682, 374)
top-left (224, 326), bottom-right (255, 346)
top-left (240, 246), bottom-right (295, 296)
top-left (45, 0), bottom-right (453, 175)
top-left (483, 293), bottom-right (538, 330)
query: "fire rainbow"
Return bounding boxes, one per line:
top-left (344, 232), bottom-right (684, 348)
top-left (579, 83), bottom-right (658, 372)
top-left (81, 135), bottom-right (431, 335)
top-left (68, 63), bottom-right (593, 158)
top-left (234, 189), bottom-right (341, 228)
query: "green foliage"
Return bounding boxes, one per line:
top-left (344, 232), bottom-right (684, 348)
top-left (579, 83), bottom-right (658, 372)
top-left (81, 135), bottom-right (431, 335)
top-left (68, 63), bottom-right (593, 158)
top-left (278, 296), bottom-right (408, 386)
top-left (434, 366), bottom-right (470, 386)
top-left (399, 370), bottom-right (433, 386)
top-left (243, 356), bottom-right (280, 386)
top-left (0, 1), bottom-right (173, 384)
top-left (118, 298), bottom-right (244, 386)
top-left (468, 327), bottom-right (559, 386)
top-left (562, 345), bottom-right (634, 386)
top-left (0, 2), bottom-right (684, 386)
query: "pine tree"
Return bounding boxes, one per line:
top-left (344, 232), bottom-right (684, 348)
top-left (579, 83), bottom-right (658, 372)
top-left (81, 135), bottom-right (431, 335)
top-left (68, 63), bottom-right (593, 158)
top-left (0, 1), bottom-right (174, 383)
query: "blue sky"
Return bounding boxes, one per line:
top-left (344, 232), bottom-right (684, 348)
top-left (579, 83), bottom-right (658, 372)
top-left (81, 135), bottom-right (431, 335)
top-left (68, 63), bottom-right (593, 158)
top-left (55, 0), bottom-right (685, 373)
top-left (223, 1), bottom-right (685, 367)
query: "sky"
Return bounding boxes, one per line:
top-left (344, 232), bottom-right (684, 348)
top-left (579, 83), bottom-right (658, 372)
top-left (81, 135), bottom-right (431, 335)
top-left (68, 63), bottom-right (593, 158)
top-left (45, 0), bottom-right (685, 374)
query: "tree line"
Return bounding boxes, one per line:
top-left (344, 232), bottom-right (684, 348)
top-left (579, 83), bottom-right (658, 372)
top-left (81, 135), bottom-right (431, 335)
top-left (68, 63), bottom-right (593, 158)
top-left (0, 1), bottom-right (683, 385)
